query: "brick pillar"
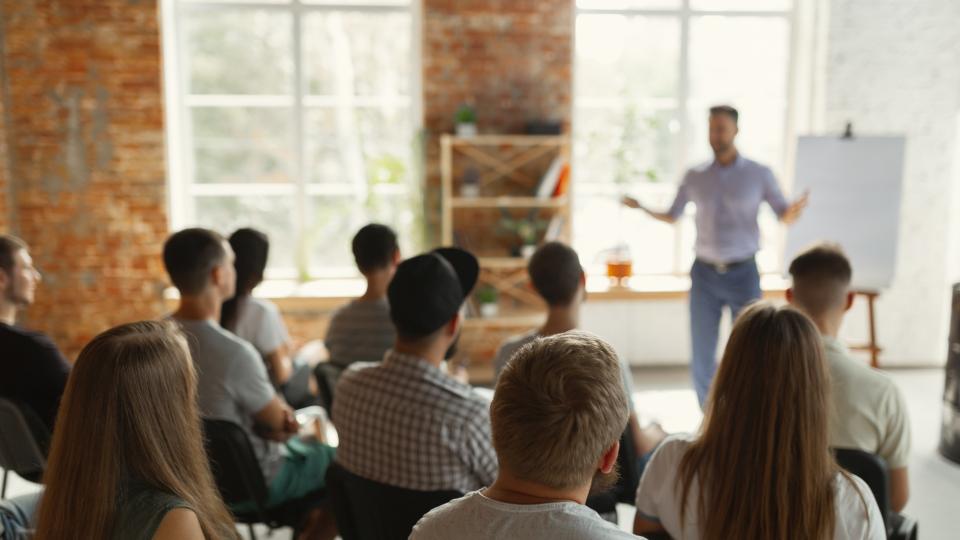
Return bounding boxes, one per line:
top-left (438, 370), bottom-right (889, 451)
top-left (0, 0), bottom-right (169, 359)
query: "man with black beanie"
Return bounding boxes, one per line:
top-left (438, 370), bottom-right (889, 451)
top-left (331, 247), bottom-right (497, 493)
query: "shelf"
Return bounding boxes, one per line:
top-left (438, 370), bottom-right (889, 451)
top-left (478, 257), bottom-right (529, 269)
top-left (443, 134), bottom-right (568, 146)
top-left (463, 312), bottom-right (545, 328)
top-left (451, 196), bottom-right (568, 209)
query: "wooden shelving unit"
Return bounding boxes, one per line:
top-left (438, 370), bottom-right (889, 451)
top-left (440, 134), bottom-right (572, 316)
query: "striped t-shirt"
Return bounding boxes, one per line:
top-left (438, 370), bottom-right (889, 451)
top-left (325, 298), bottom-right (396, 370)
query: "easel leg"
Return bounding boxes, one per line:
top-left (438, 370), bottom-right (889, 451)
top-left (867, 293), bottom-right (879, 368)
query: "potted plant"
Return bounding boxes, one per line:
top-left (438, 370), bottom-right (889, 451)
top-left (460, 166), bottom-right (480, 198)
top-left (499, 210), bottom-right (547, 259)
top-left (476, 285), bottom-right (499, 318)
top-left (454, 104), bottom-right (477, 137)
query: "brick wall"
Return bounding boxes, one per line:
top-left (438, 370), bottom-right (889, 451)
top-left (0, 0), bottom-right (169, 360)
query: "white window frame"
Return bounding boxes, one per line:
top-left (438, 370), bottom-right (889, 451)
top-left (573, 0), bottom-right (800, 276)
top-left (161, 0), bottom-right (422, 281)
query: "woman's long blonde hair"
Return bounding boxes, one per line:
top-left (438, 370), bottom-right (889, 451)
top-left (34, 320), bottom-right (236, 539)
top-left (678, 302), bottom-right (859, 540)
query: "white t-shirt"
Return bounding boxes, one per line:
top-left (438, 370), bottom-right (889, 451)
top-left (635, 435), bottom-right (885, 540)
top-left (411, 490), bottom-right (642, 540)
top-left (234, 297), bottom-right (290, 356)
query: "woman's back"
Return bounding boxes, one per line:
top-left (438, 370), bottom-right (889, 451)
top-left (635, 435), bottom-right (885, 540)
top-left (112, 482), bottom-right (194, 540)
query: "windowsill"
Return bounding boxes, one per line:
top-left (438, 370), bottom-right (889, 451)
top-left (163, 274), bottom-right (790, 308)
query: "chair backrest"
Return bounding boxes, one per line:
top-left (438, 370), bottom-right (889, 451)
top-left (833, 447), bottom-right (891, 530)
top-left (0, 398), bottom-right (48, 478)
top-left (202, 418), bottom-right (269, 513)
top-left (325, 461), bottom-right (462, 540)
top-left (313, 363), bottom-right (342, 411)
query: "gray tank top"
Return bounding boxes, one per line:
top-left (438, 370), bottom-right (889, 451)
top-left (112, 483), bottom-right (193, 540)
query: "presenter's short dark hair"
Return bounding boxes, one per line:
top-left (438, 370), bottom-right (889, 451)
top-left (710, 105), bottom-right (739, 125)
top-left (528, 242), bottom-right (583, 307)
top-left (163, 228), bottom-right (227, 295)
top-left (352, 223), bottom-right (398, 273)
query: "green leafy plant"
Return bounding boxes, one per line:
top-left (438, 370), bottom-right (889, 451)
top-left (454, 104), bottom-right (477, 125)
top-left (499, 209), bottom-right (547, 247)
top-left (476, 285), bottom-right (499, 305)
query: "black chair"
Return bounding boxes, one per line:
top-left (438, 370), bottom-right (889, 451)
top-left (833, 448), bottom-right (918, 540)
top-left (202, 418), bottom-right (325, 540)
top-left (0, 398), bottom-right (49, 498)
top-left (325, 461), bottom-right (462, 540)
top-left (313, 363), bottom-right (342, 411)
top-left (585, 428), bottom-right (640, 521)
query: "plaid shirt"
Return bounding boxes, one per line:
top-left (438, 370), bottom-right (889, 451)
top-left (332, 350), bottom-right (498, 493)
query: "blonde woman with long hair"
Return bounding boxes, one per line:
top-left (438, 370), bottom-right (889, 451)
top-left (34, 320), bottom-right (237, 539)
top-left (633, 302), bottom-right (884, 540)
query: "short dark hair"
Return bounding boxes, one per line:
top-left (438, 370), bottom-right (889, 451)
top-left (528, 242), bottom-right (583, 307)
top-left (163, 228), bottom-right (227, 295)
top-left (0, 234), bottom-right (28, 278)
top-left (788, 243), bottom-right (853, 317)
top-left (709, 105), bottom-right (739, 125)
top-left (352, 224), bottom-right (398, 274)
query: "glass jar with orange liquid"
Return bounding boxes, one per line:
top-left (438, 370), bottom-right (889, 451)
top-left (606, 244), bottom-right (633, 287)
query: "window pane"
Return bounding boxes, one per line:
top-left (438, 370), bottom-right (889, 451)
top-left (687, 16), bottom-right (789, 169)
top-left (193, 195), bottom-right (298, 272)
top-left (302, 11), bottom-right (411, 97)
top-left (192, 106), bottom-right (293, 183)
top-left (307, 196), bottom-right (359, 276)
top-left (577, 0), bottom-right (681, 8)
top-left (306, 106), bottom-right (412, 184)
top-left (184, 10), bottom-right (293, 95)
top-left (576, 15), bottom-right (680, 100)
top-left (690, 0), bottom-right (791, 11)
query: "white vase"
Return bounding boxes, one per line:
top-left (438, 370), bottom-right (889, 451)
top-left (480, 303), bottom-right (499, 318)
top-left (520, 244), bottom-right (537, 259)
top-left (456, 123), bottom-right (478, 137)
top-left (461, 183), bottom-right (480, 198)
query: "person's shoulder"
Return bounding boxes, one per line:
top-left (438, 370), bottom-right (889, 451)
top-left (496, 331), bottom-right (538, 359)
top-left (830, 350), bottom-right (900, 400)
top-left (200, 321), bottom-right (262, 363)
top-left (411, 492), bottom-right (480, 539)
top-left (739, 156), bottom-right (774, 175)
top-left (337, 361), bottom-right (382, 385)
top-left (833, 472), bottom-right (885, 539)
top-left (0, 324), bottom-right (64, 359)
top-left (649, 433), bottom-right (696, 466)
top-left (246, 296), bottom-right (280, 317)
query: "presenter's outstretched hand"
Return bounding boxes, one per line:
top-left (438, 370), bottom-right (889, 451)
top-left (781, 190), bottom-right (810, 225)
top-left (621, 195), bottom-right (642, 209)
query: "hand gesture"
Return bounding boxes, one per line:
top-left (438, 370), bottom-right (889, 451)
top-left (781, 190), bottom-right (810, 225)
top-left (621, 195), bottom-right (642, 209)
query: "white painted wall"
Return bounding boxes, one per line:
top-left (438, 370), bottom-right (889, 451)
top-left (591, 0), bottom-right (960, 367)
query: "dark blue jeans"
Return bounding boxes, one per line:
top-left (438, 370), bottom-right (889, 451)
top-left (690, 258), bottom-right (761, 407)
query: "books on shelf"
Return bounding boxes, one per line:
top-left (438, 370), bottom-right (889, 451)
top-left (536, 156), bottom-right (568, 198)
top-left (544, 215), bottom-right (565, 242)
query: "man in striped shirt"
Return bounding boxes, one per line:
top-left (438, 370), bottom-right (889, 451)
top-left (325, 224), bottom-right (400, 371)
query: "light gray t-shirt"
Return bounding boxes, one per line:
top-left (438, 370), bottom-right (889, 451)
top-left (234, 296), bottom-right (290, 356)
top-left (324, 298), bottom-right (396, 369)
top-left (173, 318), bottom-right (284, 481)
top-left (411, 490), bottom-right (642, 540)
top-left (493, 331), bottom-right (636, 413)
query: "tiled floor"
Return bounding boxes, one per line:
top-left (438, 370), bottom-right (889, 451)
top-left (4, 367), bottom-right (958, 538)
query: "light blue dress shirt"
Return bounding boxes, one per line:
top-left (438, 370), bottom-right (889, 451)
top-left (668, 154), bottom-right (788, 264)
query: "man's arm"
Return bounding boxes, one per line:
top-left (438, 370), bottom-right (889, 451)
top-left (889, 467), bottom-right (909, 513)
top-left (622, 196), bottom-right (678, 224)
top-left (252, 395), bottom-right (299, 442)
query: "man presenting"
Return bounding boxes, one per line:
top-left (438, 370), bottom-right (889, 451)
top-left (623, 105), bottom-right (808, 406)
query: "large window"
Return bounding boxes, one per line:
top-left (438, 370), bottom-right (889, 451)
top-left (163, 0), bottom-right (420, 279)
top-left (574, 0), bottom-right (794, 275)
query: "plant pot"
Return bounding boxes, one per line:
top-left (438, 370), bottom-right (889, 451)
top-left (520, 244), bottom-right (537, 259)
top-left (456, 122), bottom-right (478, 137)
top-left (480, 303), bottom-right (499, 318)
top-left (461, 183), bottom-right (480, 198)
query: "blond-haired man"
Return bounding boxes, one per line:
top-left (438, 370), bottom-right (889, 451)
top-left (411, 331), bottom-right (644, 539)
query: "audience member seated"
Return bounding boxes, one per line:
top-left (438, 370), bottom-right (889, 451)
top-left (324, 224), bottom-right (399, 373)
top-left (412, 331), bottom-right (642, 539)
top-left (221, 227), bottom-right (319, 408)
top-left (163, 228), bottom-right (335, 531)
top-left (33, 320), bottom-right (236, 540)
top-left (0, 235), bottom-right (70, 433)
top-left (333, 247), bottom-right (497, 493)
top-left (633, 302), bottom-right (884, 540)
top-left (788, 243), bottom-right (912, 512)
top-left (1, 492), bottom-right (42, 539)
top-left (493, 242), bottom-right (666, 474)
